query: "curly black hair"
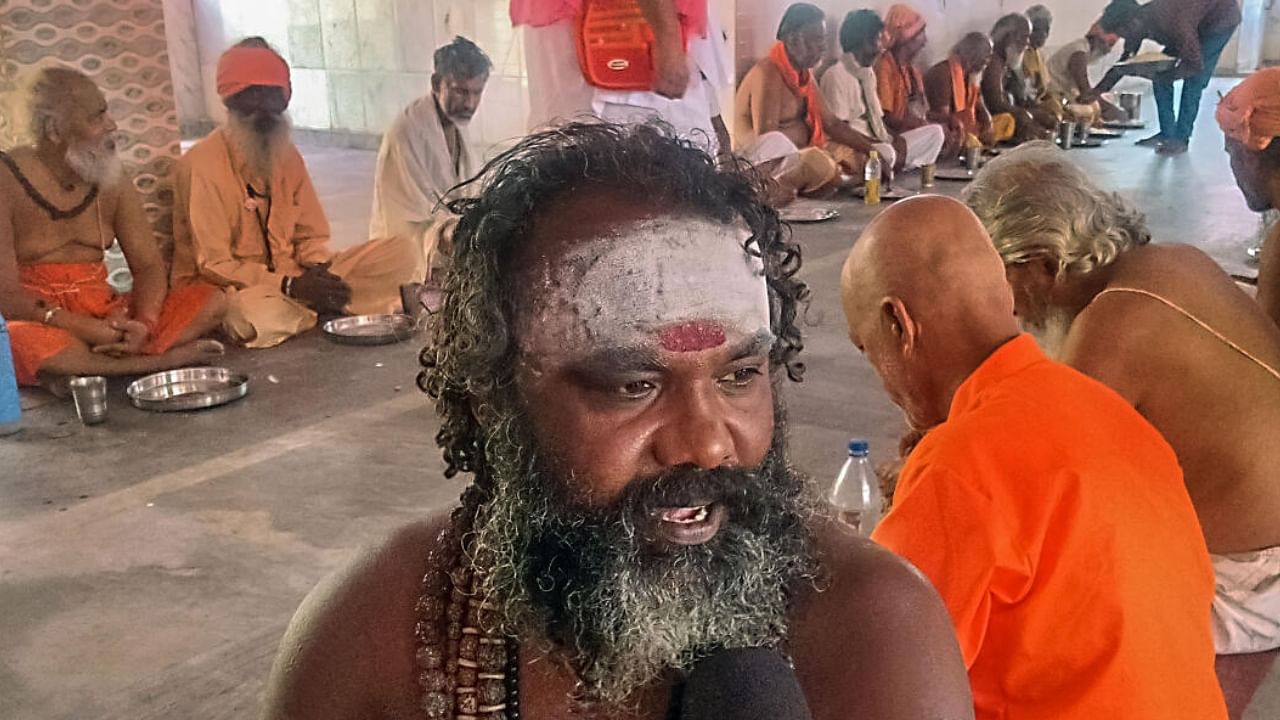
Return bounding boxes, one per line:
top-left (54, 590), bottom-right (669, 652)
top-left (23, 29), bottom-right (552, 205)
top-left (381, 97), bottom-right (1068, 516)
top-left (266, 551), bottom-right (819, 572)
top-left (417, 122), bottom-right (809, 481)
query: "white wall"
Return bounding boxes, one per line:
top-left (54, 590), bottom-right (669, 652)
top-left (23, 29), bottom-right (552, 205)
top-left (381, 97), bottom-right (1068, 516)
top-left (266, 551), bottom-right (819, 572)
top-left (171, 0), bottom-right (529, 152)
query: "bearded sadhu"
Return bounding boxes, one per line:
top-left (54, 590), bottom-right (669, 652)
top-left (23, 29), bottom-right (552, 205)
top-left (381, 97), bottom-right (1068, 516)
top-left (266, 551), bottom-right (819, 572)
top-left (170, 38), bottom-right (420, 348)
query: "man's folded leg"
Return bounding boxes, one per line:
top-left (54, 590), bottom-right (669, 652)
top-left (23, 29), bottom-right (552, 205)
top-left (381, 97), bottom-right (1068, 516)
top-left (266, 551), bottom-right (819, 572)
top-left (223, 285), bottom-right (317, 349)
top-left (330, 235), bottom-right (423, 316)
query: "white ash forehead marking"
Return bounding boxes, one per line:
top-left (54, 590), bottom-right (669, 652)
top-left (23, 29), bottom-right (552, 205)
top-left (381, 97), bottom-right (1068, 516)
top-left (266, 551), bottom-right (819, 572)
top-left (520, 216), bottom-right (771, 354)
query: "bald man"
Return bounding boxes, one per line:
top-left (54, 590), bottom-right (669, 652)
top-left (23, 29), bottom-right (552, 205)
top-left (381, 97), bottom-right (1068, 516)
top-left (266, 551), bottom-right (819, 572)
top-left (841, 195), bottom-right (1226, 719)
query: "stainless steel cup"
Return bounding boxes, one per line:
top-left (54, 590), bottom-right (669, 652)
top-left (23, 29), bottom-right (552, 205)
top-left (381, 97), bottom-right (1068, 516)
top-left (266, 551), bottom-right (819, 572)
top-left (1119, 92), bottom-right (1142, 122)
top-left (1058, 120), bottom-right (1074, 149)
top-left (965, 147), bottom-right (981, 173)
top-left (1076, 120), bottom-right (1092, 144)
top-left (920, 163), bottom-right (936, 188)
top-left (69, 376), bottom-right (107, 425)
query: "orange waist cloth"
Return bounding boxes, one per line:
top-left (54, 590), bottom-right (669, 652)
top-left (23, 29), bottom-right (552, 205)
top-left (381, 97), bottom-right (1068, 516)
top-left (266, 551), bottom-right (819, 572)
top-left (8, 262), bottom-right (218, 385)
top-left (768, 41), bottom-right (826, 147)
top-left (872, 335), bottom-right (1227, 720)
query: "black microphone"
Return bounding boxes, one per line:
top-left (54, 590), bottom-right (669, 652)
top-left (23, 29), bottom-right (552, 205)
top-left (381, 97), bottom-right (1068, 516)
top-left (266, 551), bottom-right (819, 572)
top-left (679, 648), bottom-right (814, 720)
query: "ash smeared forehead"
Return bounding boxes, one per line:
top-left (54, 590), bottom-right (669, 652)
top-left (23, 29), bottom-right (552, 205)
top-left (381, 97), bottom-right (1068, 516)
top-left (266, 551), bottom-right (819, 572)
top-left (518, 216), bottom-right (771, 356)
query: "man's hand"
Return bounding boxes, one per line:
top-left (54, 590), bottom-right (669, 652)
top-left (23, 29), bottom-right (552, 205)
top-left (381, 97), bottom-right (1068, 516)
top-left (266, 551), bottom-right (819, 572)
top-left (92, 318), bottom-right (151, 356)
top-left (59, 313), bottom-right (125, 349)
top-left (289, 262), bottom-right (352, 315)
top-left (652, 41), bottom-right (690, 99)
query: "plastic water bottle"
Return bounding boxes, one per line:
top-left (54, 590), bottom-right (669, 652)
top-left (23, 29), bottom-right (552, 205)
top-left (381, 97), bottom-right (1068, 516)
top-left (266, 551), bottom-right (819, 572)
top-left (828, 439), bottom-right (881, 535)
top-left (863, 150), bottom-right (881, 205)
top-left (0, 314), bottom-right (22, 437)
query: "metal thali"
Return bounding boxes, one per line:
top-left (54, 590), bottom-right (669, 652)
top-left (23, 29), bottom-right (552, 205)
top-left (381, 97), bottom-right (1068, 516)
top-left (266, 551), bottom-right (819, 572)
top-left (127, 367), bottom-right (249, 412)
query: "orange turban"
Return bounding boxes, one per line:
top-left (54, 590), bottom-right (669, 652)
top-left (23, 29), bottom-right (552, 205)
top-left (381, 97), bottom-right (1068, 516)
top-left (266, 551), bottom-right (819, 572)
top-left (216, 46), bottom-right (291, 103)
top-left (883, 4), bottom-right (926, 47)
top-left (1217, 68), bottom-right (1280, 150)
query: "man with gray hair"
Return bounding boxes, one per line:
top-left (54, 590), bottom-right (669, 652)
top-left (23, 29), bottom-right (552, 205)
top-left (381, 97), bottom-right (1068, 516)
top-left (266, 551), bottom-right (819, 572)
top-left (1019, 5), bottom-right (1067, 122)
top-left (964, 142), bottom-right (1280, 718)
top-left (0, 67), bottom-right (226, 391)
top-left (370, 36), bottom-right (491, 287)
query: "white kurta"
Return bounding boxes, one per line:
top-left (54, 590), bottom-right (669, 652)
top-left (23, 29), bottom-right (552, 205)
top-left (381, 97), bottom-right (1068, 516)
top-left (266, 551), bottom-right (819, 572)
top-left (820, 54), bottom-right (943, 171)
top-left (369, 95), bottom-right (473, 277)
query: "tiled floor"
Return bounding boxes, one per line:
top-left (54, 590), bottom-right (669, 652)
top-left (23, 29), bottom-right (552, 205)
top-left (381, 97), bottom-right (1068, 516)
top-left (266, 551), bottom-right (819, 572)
top-left (1, 80), bottom-right (1276, 718)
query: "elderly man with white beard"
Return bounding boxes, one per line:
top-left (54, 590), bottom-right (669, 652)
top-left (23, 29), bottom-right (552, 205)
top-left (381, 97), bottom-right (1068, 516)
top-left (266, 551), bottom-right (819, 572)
top-left (965, 143), bottom-right (1280, 719)
top-left (0, 67), bottom-right (227, 392)
top-left (261, 123), bottom-right (974, 720)
top-left (171, 38), bottom-right (420, 348)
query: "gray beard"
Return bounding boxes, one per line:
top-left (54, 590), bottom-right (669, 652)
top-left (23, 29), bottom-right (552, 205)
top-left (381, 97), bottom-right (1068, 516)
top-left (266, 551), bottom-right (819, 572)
top-left (225, 110), bottom-right (292, 181)
top-left (1020, 306), bottom-right (1076, 360)
top-left (65, 141), bottom-right (121, 187)
top-left (468, 407), bottom-right (817, 708)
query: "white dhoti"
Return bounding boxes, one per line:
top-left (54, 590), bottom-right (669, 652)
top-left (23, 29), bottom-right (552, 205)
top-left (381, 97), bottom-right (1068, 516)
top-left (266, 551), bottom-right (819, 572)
top-left (737, 131), bottom-right (839, 194)
top-left (523, 20), bottom-right (595, 131)
top-left (594, 76), bottom-right (720, 155)
top-left (1211, 545), bottom-right (1280, 654)
top-left (870, 124), bottom-right (946, 172)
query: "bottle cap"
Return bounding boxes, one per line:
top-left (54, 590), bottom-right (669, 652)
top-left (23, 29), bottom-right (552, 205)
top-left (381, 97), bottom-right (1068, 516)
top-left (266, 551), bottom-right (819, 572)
top-left (868, 150), bottom-right (878, 159)
top-left (846, 439), bottom-right (869, 456)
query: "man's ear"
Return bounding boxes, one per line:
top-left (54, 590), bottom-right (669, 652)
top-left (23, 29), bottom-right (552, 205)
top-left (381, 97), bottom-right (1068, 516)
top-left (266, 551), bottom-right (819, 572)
top-left (880, 296), bottom-right (918, 355)
top-left (430, 73), bottom-right (442, 93)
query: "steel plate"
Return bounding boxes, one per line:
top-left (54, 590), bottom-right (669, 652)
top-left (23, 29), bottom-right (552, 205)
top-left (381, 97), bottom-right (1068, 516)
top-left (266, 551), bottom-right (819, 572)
top-left (322, 314), bottom-right (418, 346)
top-left (128, 367), bottom-right (249, 412)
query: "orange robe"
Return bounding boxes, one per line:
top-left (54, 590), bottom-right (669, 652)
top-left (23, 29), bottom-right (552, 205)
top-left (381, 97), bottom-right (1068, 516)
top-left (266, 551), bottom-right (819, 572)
top-left (875, 52), bottom-right (922, 122)
top-left (873, 335), bottom-right (1226, 720)
top-left (171, 128), bottom-right (420, 348)
top-left (7, 263), bottom-right (217, 385)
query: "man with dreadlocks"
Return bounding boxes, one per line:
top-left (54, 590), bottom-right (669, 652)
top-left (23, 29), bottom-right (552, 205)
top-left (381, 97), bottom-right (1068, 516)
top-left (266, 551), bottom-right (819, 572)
top-left (261, 123), bottom-right (973, 720)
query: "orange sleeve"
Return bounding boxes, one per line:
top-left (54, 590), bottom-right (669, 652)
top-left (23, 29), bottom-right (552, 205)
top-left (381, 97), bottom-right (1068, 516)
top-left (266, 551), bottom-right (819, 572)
top-left (872, 462), bottom-right (1024, 668)
top-left (288, 153), bottom-right (333, 267)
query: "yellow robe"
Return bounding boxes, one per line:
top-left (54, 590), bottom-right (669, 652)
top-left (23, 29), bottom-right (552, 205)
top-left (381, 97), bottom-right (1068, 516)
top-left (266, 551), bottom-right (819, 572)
top-left (171, 128), bottom-right (420, 347)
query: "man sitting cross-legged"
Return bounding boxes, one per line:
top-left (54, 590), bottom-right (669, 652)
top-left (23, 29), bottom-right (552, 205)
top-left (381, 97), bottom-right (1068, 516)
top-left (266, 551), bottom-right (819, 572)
top-left (875, 5), bottom-right (934, 141)
top-left (261, 123), bottom-right (974, 720)
top-left (821, 10), bottom-right (944, 176)
top-left (843, 195), bottom-right (1227, 719)
top-left (924, 33), bottom-right (1015, 151)
top-left (0, 67), bottom-right (226, 391)
top-left (371, 36), bottom-right (491, 288)
top-left (981, 14), bottom-right (1056, 142)
top-left (966, 144), bottom-right (1280, 719)
top-left (171, 38), bottom-right (419, 348)
top-left (736, 3), bottom-right (886, 202)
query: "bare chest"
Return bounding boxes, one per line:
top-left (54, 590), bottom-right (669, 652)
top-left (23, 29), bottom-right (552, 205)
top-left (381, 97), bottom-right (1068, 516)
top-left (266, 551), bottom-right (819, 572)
top-left (2, 165), bottom-right (114, 263)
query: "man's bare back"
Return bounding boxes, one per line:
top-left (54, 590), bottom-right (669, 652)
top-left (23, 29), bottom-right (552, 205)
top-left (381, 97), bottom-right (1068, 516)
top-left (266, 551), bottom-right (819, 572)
top-left (261, 513), bottom-right (972, 720)
top-left (1063, 243), bottom-right (1280, 553)
top-left (0, 146), bottom-right (139, 266)
top-left (735, 60), bottom-right (812, 149)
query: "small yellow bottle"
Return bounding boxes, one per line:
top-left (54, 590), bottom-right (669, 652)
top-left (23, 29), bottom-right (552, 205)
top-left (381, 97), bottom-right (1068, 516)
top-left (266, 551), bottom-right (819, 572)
top-left (864, 150), bottom-right (881, 206)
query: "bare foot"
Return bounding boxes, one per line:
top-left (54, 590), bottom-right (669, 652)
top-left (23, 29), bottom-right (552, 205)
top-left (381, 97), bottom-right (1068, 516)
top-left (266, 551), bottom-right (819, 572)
top-left (166, 339), bottom-right (227, 367)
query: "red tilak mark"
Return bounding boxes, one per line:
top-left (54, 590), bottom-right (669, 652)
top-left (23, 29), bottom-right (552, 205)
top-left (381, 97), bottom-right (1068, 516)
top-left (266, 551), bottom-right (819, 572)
top-left (658, 321), bottom-right (727, 353)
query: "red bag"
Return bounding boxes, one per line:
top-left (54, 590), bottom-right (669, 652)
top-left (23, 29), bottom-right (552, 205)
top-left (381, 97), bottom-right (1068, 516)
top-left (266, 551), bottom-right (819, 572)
top-left (577, 0), bottom-right (706, 91)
